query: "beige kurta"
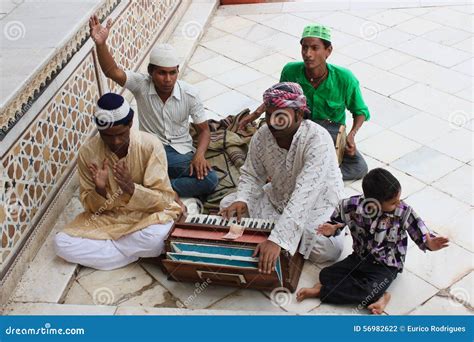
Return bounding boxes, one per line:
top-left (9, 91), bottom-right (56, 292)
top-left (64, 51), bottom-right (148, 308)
top-left (63, 130), bottom-right (181, 240)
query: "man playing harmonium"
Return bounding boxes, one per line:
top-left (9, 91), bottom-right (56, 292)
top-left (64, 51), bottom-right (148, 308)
top-left (54, 93), bottom-right (181, 270)
top-left (239, 24), bottom-right (370, 181)
top-left (219, 82), bottom-right (345, 274)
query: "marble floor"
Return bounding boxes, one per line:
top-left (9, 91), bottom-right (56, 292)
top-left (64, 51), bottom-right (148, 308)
top-left (3, 0), bottom-right (473, 315)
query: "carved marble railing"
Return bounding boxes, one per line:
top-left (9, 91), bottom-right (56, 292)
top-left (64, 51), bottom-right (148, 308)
top-left (0, 0), bottom-right (185, 280)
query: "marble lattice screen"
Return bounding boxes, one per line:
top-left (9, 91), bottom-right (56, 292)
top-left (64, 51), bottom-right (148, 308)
top-left (0, 0), bottom-right (182, 279)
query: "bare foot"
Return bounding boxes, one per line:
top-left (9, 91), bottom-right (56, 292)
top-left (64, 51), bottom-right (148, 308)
top-left (367, 292), bottom-right (391, 314)
top-left (296, 283), bottom-right (322, 302)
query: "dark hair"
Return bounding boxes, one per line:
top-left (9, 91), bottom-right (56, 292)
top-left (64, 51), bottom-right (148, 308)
top-left (362, 168), bottom-right (401, 202)
top-left (147, 64), bottom-right (179, 76)
top-left (321, 38), bottom-right (332, 49)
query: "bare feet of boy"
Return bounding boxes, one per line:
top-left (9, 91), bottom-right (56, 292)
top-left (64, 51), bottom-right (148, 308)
top-left (367, 292), bottom-right (391, 314)
top-left (296, 283), bottom-right (322, 302)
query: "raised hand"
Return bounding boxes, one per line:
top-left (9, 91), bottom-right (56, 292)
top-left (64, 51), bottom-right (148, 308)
top-left (88, 159), bottom-right (109, 191)
top-left (425, 233), bottom-right (449, 251)
top-left (113, 160), bottom-right (135, 196)
top-left (316, 222), bottom-right (339, 237)
top-left (89, 15), bottom-right (112, 46)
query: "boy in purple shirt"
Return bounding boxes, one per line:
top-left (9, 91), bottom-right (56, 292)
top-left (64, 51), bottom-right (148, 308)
top-left (296, 168), bottom-right (449, 314)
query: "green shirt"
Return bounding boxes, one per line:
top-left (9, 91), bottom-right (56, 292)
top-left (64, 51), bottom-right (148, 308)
top-left (280, 62), bottom-right (370, 125)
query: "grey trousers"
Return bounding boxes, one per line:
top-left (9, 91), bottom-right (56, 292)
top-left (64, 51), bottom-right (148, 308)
top-left (340, 150), bottom-right (368, 181)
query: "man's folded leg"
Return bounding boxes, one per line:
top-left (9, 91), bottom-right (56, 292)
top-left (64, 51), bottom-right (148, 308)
top-left (54, 232), bottom-right (137, 270)
top-left (54, 221), bottom-right (174, 270)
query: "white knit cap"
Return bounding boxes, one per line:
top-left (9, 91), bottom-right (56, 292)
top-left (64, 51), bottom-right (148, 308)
top-left (149, 43), bottom-right (179, 67)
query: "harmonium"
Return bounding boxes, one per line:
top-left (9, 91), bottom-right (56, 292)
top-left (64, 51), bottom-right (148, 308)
top-left (162, 214), bottom-right (304, 292)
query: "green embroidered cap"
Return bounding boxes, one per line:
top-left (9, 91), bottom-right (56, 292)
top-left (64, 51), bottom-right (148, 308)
top-left (301, 24), bottom-right (331, 42)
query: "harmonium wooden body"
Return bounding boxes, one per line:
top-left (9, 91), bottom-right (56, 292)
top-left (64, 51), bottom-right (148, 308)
top-left (162, 214), bottom-right (304, 292)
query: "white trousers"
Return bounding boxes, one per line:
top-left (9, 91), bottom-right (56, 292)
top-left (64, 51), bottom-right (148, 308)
top-left (220, 193), bottom-right (344, 264)
top-left (54, 222), bottom-right (174, 270)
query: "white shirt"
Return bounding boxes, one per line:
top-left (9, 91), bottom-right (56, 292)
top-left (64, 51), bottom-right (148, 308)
top-left (235, 120), bottom-right (345, 255)
top-left (124, 71), bottom-right (206, 154)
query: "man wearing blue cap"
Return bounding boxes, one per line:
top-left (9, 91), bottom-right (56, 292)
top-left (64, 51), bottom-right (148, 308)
top-left (89, 15), bottom-right (218, 198)
top-left (240, 24), bottom-right (370, 181)
top-left (54, 93), bottom-right (182, 270)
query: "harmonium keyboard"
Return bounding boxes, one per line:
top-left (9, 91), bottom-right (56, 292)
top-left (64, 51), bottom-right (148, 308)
top-left (162, 214), bottom-right (304, 292)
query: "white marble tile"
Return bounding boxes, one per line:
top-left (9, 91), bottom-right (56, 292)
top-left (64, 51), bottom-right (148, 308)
top-left (209, 289), bottom-right (285, 312)
top-left (421, 7), bottom-right (473, 33)
top-left (200, 27), bottom-right (228, 43)
top-left (362, 89), bottom-right (420, 128)
top-left (235, 75), bottom-right (278, 101)
top-left (449, 272), bottom-right (473, 307)
top-left (10, 197), bottom-right (82, 303)
top-left (452, 58), bottom-right (473, 77)
top-left (266, 262), bottom-right (322, 314)
top-left (63, 281), bottom-right (94, 305)
top-left (194, 78), bottom-right (230, 101)
top-left (309, 303), bottom-right (362, 315)
top-left (354, 121), bottom-right (385, 143)
top-left (364, 48), bottom-right (415, 71)
top-left (409, 295), bottom-right (473, 315)
top-left (140, 261), bottom-right (237, 309)
top-left (190, 55), bottom-right (241, 77)
top-left (339, 40), bottom-right (388, 61)
top-left (350, 61), bottom-right (414, 96)
top-left (344, 186), bottom-right (362, 198)
top-left (391, 83), bottom-right (473, 122)
top-left (395, 17), bottom-right (441, 36)
top-left (290, 11), bottom-right (331, 22)
top-left (452, 37), bottom-right (473, 53)
top-left (430, 128), bottom-right (473, 163)
top-left (258, 31), bottom-right (299, 53)
top-left (367, 9), bottom-right (414, 27)
top-left (318, 11), bottom-right (387, 38)
top-left (233, 23), bottom-right (280, 42)
top-left (248, 53), bottom-right (292, 76)
top-left (391, 59), bottom-right (472, 94)
top-left (432, 165), bottom-right (473, 205)
top-left (328, 52), bottom-right (357, 67)
top-left (405, 186), bottom-right (471, 238)
top-left (260, 13), bottom-right (312, 38)
top-left (213, 65), bottom-right (265, 89)
top-left (390, 112), bottom-right (453, 144)
top-left (372, 27), bottom-right (416, 48)
top-left (455, 86), bottom-right (473, 102)
top-left (77, 263), bottom-right (153, 305)
top-left (115, 306), bottom-right (290, 315)
top-left (118, 283), bottom-right (176, 308)
top-left (434, 209), bottom-right (473, 253)
top-left (188, 46), bottom-right (218, 66)
top-left (204, 90), bottom-right (259, 117)
top-left (211, 15), bottom-right (255, 34)
top-left (358, 130), bottom-right (421, 164)
top-left (202, 34), bottom-right (271, 64)
top-left (384, 271), bottom-right (439, 315)
top-left (239, 13), bottom-right (282, 23)
top-left (404, 241), bottom-right (473, 290)
top-left (421, 26), bottom-right (472, 47)
top-left (181, 68), bottom-right (207, 84)
top-left (4, 303), bottom-right (117, 316)
top-left (393, 37), bottom-right (471, 68)
top-left (218, 3), bottom-right (284, 16)
top-left (391, 146), bottom-right (464, 183)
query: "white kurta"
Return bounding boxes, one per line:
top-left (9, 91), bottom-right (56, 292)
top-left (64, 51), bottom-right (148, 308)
top-left (232, 120), bottom-right (345, 258)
